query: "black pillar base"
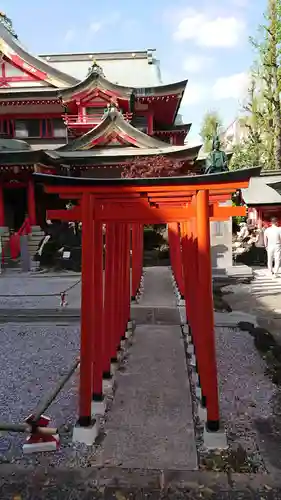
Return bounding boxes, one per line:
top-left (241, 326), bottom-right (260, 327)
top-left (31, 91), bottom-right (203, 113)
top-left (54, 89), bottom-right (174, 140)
top-left (77, 416), bottom-right (92, 427)
top-left (207, 420), bottom-right (220, 432)
top-left (201, 395), bottom-right (207, 408)
top-left (92, 393), bottom-right (103, 402)
top-left (103, 371), bottom-right (112, 380)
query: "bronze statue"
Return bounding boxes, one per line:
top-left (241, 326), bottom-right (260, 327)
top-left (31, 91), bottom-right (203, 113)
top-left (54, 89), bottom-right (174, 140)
top-left (205, 135), bottom-right (228, 174)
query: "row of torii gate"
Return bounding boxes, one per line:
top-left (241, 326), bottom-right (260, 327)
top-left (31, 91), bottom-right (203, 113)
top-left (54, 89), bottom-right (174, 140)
top-left (36, 167), bottom-right (260, 440)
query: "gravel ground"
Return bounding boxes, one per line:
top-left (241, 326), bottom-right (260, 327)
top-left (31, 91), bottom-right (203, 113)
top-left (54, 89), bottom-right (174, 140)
top-left (0, 323), bottom-right (86, 467)
top-left (0, 322), bottom-right (276, 473)
top-left (214, 326), bottom-right (276, 470)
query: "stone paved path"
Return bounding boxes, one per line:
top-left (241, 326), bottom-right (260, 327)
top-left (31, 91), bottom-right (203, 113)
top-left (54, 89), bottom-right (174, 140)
top-left (224, 267), bottom-right (281, 342)
top-left (97, 267), bottom-right (197, 470)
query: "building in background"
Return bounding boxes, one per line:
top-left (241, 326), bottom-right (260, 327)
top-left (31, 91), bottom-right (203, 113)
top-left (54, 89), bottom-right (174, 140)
top-left (0, 12), bottom-right (199, 240)
top-left (242, 171), bottom-right (281, 227)
top-left (221, 118), bottom-right (249, 152)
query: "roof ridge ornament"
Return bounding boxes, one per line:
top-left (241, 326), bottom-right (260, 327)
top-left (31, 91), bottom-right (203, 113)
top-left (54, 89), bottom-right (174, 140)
top-left (104, 96), bottom-right (120, 116)
top-left (87, 59), bottom-right (105, 77)
top-left (0, 11), bottom-right (18, 38)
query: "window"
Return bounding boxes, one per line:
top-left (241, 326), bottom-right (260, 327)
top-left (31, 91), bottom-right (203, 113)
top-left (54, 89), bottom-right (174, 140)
top-left (214, 222), bottom-right (224, 237)
top-left (14, 119), bottom-right (40, 138)
top-left (0, 119), bottom-right (13, 138)
top-left (86, 107), bottom-right (105, 119)
top-left (52, 118), bottom-right (66, 138)
top-left (131, 115), bottom-right (147, 132)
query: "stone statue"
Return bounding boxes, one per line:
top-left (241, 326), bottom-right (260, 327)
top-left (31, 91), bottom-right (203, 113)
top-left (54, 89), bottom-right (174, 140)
top-left (205, 135), bottom-right (228, 174)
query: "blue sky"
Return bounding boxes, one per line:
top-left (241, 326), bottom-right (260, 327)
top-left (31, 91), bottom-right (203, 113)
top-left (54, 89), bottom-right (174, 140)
top-left (3, 0), bottom-right (267, 143)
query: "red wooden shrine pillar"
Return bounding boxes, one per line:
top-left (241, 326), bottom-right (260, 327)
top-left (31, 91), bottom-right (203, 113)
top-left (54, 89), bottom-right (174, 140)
top-left (120, 223), bottom-right (130, 335)
top-left (196, 189), bottom-right (220, 430)
top-left (124, 223), bottom-right (131, 324)
top-left (115, 224), bottom-right (124, 353)
top-left (168, 223), bottom-right (184, 298)
top-left (0, 182), bottom-right (5, 226)
top-left (138, 224), bottom-right (144, 288)
top-left (78, 193), bottom-right (95, 426)
top-left (92, 220), bottom-right (104, 403)
top-left (103, 223), bottom-right (116, 378)
top-left (27, 179), bottom-right (36, 226)
top-left (110, 223), bottom-right (119, 363)
top-left (131, 223), bottom-right (143, 299)
top-left (180, 221), bottom-right (195, 325)
top-left (131, 224), bottom-right (139, 300)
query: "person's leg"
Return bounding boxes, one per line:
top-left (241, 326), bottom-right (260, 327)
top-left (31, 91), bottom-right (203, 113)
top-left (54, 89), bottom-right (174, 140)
top-left (274, 247), bottom-right (281, 275)
top-left (267, 246), bottom-right (274, 274)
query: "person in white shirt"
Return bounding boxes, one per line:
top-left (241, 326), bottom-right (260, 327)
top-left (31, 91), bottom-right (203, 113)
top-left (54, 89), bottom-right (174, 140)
top-left (264, 217), bottom-right (281, 277)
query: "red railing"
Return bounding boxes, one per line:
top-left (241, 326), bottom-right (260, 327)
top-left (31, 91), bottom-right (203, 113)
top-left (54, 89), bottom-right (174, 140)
top-left (63, 112), bottom-right (133, 127)
top-left (1, 217), bottom-right (32, 265)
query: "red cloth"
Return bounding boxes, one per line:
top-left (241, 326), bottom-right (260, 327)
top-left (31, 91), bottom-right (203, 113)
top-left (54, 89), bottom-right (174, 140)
top-left (9, 233), bottom-right (20, 260)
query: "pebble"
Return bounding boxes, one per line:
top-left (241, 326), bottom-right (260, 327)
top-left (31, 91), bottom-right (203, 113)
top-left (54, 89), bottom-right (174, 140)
top-left (215, 326), bottom-right (276, 468)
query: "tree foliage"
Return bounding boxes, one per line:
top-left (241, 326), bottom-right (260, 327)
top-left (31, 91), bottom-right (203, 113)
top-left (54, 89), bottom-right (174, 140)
top-left (121, 155), bottom-right (194, 178)
top-left (233, 0), bottom-right (281, 170)
top-left (200, 111), bottom-right (222, 153)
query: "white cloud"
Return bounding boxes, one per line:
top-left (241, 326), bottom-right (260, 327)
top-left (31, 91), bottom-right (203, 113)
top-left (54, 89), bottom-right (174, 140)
top-left (231, 0), bottom-right (249, 6)
top-left (180, 72), bottom-right (249, 108)
top-left (63, 29), bottom-right (75, 43)
top-left (181, 83), bottom-right (208, 106)
top-left (212, 72), bottom-right (249, 100)
top-left (174, 9), bottom-right (245, 48)
top-left (89, 21), bottom-right (102, 33)
top-left (183, 55), bottom-right (213, 73)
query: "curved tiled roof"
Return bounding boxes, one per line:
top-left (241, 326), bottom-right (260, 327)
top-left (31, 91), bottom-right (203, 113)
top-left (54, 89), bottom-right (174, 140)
top-left (0, 22), bottom-right (78, 87)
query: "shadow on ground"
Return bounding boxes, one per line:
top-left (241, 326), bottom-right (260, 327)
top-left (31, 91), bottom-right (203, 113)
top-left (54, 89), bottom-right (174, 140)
top-left (219, 267), bottom-right (281, 475)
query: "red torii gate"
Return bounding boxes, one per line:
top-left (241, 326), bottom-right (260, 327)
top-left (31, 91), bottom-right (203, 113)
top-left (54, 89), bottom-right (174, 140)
top-left (35, 167), bottom-right (260, 442)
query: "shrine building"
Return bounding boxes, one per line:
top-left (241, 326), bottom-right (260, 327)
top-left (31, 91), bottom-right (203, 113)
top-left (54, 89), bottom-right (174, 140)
top-left (0, 12), bottom-right (200, 239)
top-left (242, 171), bottom-right (281, 227)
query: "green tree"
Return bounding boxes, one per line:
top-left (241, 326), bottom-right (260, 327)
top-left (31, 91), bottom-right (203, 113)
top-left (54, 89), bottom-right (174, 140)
top-left (199, 111), bottom-right (222, 153)
top-left (249, 0), bottom-right (281, 169)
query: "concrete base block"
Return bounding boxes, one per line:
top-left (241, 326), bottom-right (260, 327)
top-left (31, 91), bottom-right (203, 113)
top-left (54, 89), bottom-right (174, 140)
top-left (179, 299), bottom-right (185, 306)
top-left (125, 329), bottom-right (132, 339)
top-left (72, 421), bottom-right (98, 445)
top-left (198, 405), bottom-right (207, 422)
top-left (120, 338), bottom-right (127, 350)
top-left (187, 334), bottom-right (192, 343)
top-left (190, 354), bottom-right (196, 367)
top-left (117, 350), bottom-right (124, 362)
top-left (23, 435), bottom-right (59, 454)
top-left (103, 377), bottom-right (114, 394)
top-left (182, 324), bottom-right (189, 335)
top-left (203, 427), bottom-right (228, 451)
top-left (127, 320), bottom-right (133, 330)
top-left (110, 362), bottom-right (119, 375)
top-left (192, 371), bottom-right (199, 385)
top-left (187, 343), bottom-right (194, 355)
top-left (91, 399), bottom-right (106, 417)
top-left (196, 386), bottom-right (202, 400)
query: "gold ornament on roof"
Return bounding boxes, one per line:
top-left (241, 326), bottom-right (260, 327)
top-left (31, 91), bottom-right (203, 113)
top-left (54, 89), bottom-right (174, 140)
top-left (87, 59), bottom-right (105, 77)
